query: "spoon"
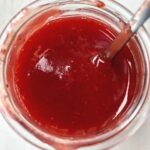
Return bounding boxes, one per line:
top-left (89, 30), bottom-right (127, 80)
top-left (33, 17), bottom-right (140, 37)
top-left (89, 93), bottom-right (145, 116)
top-left (106, 0), bottom-right (150, 59)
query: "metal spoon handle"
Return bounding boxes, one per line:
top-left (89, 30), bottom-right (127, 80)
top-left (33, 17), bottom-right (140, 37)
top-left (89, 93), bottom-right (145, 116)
top-left (131, 0), bottom-right (150, 33)
top-left (106, 0), bottom-right (150, 59)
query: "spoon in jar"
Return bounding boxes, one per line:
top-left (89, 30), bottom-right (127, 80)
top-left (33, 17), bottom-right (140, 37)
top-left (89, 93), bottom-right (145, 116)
top-left (106, 0), bottom-right (150, 59)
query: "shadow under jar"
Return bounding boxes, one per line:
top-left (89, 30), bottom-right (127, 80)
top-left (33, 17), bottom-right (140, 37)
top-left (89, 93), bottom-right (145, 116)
top-left (0, 0), bottom-right (150, 150)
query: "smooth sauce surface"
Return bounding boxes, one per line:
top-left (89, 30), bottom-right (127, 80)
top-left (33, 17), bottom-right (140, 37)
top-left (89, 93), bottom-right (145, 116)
top-left (13, 17), bottom-right (136, 137)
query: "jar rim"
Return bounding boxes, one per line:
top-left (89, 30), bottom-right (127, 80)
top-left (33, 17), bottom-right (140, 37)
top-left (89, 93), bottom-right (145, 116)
top-left (0, 0), bottom-right (150, 149)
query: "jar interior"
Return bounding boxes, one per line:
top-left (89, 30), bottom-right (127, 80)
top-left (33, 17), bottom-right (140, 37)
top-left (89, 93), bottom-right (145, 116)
top-left (3, 0), bottom-right (146, 144)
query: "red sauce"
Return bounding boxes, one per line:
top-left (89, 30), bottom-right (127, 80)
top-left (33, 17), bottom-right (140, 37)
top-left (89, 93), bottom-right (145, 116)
top-left (12, 16), bottom-right (136, 137)
top-left (96, 1), bottom-right (105, 8)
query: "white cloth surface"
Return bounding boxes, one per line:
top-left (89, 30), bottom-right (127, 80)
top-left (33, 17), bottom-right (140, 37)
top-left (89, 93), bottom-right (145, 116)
top-left (0, 0), bottom-right (150, 150)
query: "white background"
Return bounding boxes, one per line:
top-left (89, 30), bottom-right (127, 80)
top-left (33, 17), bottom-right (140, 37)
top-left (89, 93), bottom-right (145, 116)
top-left (0, 0), bottom-right (150, 150)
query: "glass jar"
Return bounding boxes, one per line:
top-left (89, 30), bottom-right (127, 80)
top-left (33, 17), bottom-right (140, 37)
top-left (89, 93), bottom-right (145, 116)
top-left (0, 0), bottom-right (150, 149)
